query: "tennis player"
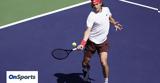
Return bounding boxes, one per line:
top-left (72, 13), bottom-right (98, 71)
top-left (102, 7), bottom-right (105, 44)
top-left (77, 0), bottom-right (122, 83)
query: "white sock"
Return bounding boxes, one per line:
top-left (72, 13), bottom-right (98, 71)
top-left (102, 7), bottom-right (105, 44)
top-left (104, 78), bottom-right (108, 83)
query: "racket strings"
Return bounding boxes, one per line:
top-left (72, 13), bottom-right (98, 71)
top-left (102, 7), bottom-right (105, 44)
top-left (52, 49), bottom-right (68, 59)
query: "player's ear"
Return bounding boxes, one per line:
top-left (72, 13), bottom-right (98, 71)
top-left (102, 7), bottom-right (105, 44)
top-left (101, 3), bottom-right (104, 7)
top-left (100, 3), bottom-right (103, 7)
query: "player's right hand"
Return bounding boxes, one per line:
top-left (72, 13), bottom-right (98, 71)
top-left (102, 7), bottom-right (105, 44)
top-left (77, 44), bottom-right (84, 50)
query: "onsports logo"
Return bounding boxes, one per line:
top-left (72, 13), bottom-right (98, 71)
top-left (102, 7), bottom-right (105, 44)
top-left (9, 74), bottom-right (35, 81)
top-left (6, 71), bottom-right (38, 83)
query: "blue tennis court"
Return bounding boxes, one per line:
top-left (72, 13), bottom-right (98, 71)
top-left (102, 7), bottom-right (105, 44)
top-left (0, 0), bottom-right (160, 83)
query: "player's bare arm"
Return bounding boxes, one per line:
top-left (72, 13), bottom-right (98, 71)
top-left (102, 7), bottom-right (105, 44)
top-left (109, 16), bottom-right (123, 31)
top-left (77, 27), bottom-right (91, 50)
top-left (83, 27), bottom-right (91, 41)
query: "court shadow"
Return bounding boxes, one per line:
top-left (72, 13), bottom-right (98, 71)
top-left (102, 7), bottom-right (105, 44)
top-left (54, 73), bottom-right (92, 83)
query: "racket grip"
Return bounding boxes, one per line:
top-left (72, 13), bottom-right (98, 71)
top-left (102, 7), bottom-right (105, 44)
top-left (72, 48), bottom-right (77, 51)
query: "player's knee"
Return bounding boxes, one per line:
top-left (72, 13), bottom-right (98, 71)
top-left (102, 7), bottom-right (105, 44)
top-left (82, 62), bottom-right (90, 69)
top-left (82, 57), bottom-right (90, 64)
top-left (100, 60), bottom-right (108, 67)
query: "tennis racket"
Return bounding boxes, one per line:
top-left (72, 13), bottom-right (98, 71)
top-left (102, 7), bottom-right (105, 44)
top-left (51, 48), bottom-right (77, 60)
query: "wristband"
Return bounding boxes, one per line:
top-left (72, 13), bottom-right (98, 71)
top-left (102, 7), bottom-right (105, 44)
top-left (80, 40), bottom-right (86, 47)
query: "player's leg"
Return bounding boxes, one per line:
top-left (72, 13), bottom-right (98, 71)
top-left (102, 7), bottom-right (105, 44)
top-left (97, 40), bottom-right (109, 83)
top-left (99, 52), bottom-right (109, 83)
top-left (82, 52), bottom-right (91, 70)
top-left (82, 51), bottom-right (92, 82)
top-left (82, 40), bottom-right (96, 82)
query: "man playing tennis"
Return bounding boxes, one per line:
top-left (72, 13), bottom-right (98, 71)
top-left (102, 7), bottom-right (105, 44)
top-left (77, 0), bottom-right (122, 83)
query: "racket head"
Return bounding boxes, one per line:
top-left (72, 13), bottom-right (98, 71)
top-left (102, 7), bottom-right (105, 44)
top-left (51, 49), bottom-right (72, 60)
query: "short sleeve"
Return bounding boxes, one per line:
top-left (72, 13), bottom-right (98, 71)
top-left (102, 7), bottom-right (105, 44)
top-left (106, 7), bottom-right (112, 16)
top-left (86, 12), bottom-right (95, 28)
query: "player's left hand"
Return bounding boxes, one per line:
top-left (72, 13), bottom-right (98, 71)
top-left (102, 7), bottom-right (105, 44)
top-left (115, 23), bottom-right (123, 31)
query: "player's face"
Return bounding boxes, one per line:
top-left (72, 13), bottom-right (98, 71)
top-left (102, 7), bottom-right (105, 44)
top-left (92, 3), bottom-right (102, 12)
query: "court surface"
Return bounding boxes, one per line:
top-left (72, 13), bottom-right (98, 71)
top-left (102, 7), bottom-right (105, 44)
top-left (0, 0), bottom-right (84, 26)
top-left (0, 0), bottom-right (160, 83)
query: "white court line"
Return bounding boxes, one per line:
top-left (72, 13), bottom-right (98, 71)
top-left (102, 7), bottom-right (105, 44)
top-left (119, 0), bottom-right (159, 12)
top-left (0, 1), bottom-right (91, 30)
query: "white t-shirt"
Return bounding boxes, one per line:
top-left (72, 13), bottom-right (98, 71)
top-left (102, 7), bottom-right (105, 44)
top-left (86, 7), bottom-right (112, 44)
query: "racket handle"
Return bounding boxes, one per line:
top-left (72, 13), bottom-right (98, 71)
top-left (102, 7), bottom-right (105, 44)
top-left (72, 48), bottom-right (77, 51)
